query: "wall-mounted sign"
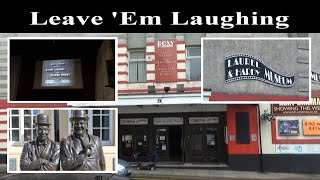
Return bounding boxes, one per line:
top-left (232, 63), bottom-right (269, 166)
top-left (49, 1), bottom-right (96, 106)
top-left (120, 118), bottom-right (148, 125)
top-left (42, 59), bottom-right (75, 87)
top-left (189, 117), bottom-right (219, 124)
top-left (155, 39), bottom-right (177, 82)
top-left (312, 71), bottom-right (320, 84)
top-left (278, 119), bottom-right (300, 136)
top-left (272, 98), bottom-right (320, 115)
top-left (225, 54), bottom-right (295, 87)
top-left (154, 117), bottom-right (183, 125)
top-left (276, 144), bottom-right (320, 154)
top-left (303, 120), bottom-right (320, 135)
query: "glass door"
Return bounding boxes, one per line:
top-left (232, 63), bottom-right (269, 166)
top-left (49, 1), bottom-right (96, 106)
top-left (191, 126), bottom-right (218, 162)
top-left (135, 134), bottom-right (148, 161)
top-left (191, 126), bottom-right (203, 161)
top-left (205, 127), bottom-right (218, 161)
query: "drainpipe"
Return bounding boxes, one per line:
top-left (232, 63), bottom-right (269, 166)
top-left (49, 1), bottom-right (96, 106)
top-left (257, 105), bottom-right (264, 173)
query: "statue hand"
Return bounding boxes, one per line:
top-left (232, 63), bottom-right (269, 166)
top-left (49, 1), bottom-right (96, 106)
top-left (40, 158), bottom-right (50, 165)
top-left (84, 144), bottom-right (94, 157)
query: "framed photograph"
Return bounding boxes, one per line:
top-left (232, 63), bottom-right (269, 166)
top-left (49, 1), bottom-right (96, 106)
top-left (278, 119), bottom-right (300, 136)
top-left (7, 108), bottom-right (118, 174)
top-left (8, 37), bottom-right (117, 103)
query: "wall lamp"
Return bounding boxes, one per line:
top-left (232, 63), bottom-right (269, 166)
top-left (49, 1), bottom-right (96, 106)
top-left (164, 87), bottom-right (170, 93)
top-left (260, 110), bottom-right (275, 122)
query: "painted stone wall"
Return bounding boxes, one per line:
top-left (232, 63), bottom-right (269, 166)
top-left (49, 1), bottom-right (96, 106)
top-left (203, 39), bottom-right (309, 97)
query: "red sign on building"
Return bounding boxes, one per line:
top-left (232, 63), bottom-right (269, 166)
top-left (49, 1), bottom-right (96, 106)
top-left (155, 39), bottom-right (177, 82)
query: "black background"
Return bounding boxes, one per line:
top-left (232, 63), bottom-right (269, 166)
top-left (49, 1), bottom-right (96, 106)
top-left (0, 4), bottom-right (315, 33)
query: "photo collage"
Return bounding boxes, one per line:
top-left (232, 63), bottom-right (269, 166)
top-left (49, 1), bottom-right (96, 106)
top-left (0, 33), bottom-right (319, 178)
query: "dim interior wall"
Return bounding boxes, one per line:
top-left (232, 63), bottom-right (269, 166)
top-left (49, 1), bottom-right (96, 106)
top-left (310, 33), bottom-right (320, 91)
top-left (96, 40), bottom-right (115, 101)
top-left (203, 39), bottom-right (309, 97)
top-left (10, 56), bottom-right (22, 101)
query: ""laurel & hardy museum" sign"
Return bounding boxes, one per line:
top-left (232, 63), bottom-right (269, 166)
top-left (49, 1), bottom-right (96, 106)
top-left (225, 54), bottom-right (295, 87)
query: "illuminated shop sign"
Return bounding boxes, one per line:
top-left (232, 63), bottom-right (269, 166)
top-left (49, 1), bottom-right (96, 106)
top-left (225, 54), bottom-right (295, 87)
top-left (312, 71), bottom-right (320, 84)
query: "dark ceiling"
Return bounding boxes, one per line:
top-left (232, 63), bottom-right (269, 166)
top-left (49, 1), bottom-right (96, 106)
top-left (10, 39), bottom-right (105, 59)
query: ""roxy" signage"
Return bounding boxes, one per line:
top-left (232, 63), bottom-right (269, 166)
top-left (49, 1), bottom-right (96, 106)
top-left (225, 54), bottom-right (295, 87)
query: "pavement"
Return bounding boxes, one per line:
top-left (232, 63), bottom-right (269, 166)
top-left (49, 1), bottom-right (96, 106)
top-left (131, 168), bottom-right (320, 180)
top-left (1, 164), bottom-right (320, 180)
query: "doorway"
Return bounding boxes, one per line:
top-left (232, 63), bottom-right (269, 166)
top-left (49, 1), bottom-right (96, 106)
top-left (169, 126), bottom-right (182, 161)
top-left (190, 126), bottom-right (218, 162)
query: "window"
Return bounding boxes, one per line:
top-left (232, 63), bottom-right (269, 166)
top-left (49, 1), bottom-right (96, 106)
top-left (186, 47), bottom-right (201, 81)
top-left (92, 110), bottom-right (111, 145)
top-left (9, 109), bottom-right (41, 143)
top-left (128, 50), bottom-right (146, 82)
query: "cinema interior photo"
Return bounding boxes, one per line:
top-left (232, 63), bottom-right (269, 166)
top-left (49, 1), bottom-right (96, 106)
top-left (9, 38), bottom-right (116, 102)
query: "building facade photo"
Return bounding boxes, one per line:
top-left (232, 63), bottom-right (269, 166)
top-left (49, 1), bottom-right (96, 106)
top-left (203, 38), bottom-right (310, 102)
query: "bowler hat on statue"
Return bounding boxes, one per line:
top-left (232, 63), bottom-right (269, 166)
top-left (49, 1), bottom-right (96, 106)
top-left (70, 110), bottom-right (89, 122)
top-left (35, 113), bottom-right (51, 126)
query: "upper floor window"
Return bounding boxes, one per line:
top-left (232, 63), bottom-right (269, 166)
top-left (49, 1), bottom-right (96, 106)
top-left (186, 47), bottom-right (201, 81)
top-left (128, 50), bottom-right (146, 82)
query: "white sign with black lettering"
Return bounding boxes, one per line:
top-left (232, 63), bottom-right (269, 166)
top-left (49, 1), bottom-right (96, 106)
top-left (189, 117), bottom-right (219, 124)
top-left (225, 54), bottom-right (295, 87)
top-left (120, 118), bottom-right (148, 125)
top-left (154, 117), bottom-right (183, 125)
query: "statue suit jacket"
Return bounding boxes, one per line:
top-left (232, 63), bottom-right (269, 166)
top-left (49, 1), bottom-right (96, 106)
top-left (60, 133), bottom-right (106, 171)
top-left (20, 139), bottom-right (60, 171)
